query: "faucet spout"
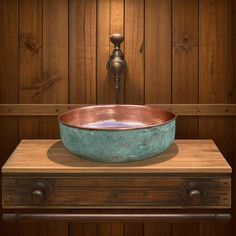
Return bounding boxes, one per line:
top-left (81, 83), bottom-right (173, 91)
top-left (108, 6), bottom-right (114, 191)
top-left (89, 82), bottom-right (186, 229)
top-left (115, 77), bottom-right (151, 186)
top-left (106, 33), bottom-right (126, 104)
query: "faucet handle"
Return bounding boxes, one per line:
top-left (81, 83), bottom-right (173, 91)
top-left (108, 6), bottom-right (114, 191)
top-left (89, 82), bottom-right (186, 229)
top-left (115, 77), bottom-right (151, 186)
top-left (110, 33), bottom-right (124, 48)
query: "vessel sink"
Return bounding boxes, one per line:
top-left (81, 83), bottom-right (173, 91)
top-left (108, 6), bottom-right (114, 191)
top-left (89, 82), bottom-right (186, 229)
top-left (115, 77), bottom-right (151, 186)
top-left (58, 105), bottom-right (176, 163)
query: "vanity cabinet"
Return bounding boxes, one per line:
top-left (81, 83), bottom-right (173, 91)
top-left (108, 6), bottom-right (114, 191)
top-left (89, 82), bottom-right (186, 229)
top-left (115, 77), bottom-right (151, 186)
top-left (2, 139), bottom-right (231, 222)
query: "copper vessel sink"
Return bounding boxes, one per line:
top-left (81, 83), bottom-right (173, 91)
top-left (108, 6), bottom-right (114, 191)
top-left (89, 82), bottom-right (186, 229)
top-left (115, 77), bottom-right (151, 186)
top-left (59, 105), bottom-right (176, 163)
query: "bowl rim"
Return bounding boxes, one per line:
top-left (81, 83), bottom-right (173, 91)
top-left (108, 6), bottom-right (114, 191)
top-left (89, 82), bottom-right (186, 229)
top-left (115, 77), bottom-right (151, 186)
top-left (58, 104), bottom-right (177, 131)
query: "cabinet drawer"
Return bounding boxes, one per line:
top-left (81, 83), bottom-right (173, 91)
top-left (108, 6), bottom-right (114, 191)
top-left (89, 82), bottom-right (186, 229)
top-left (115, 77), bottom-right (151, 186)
top-left (2, 175), bottom-right (231, 209)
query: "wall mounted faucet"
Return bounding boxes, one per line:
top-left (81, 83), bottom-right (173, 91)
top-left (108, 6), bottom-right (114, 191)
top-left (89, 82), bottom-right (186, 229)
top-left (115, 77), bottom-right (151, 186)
top-left (106, 33), bottom-right (126, 104)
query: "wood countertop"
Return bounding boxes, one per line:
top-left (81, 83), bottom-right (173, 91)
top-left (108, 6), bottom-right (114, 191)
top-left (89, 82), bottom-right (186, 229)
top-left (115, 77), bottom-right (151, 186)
top-left (2, 139), bottom-right (231, 174)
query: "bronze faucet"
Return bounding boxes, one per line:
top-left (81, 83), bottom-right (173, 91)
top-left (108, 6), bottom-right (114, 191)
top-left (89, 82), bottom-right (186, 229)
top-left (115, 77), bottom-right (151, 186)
top-left (106, 33), bottom-right (126, 104)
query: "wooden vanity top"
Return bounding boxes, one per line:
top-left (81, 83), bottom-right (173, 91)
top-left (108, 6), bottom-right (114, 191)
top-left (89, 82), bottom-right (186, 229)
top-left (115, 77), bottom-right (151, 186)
top-left (2, 139), bottom-right (231, 174)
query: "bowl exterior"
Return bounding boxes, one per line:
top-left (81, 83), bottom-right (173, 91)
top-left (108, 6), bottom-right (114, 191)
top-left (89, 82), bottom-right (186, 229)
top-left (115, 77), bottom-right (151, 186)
top-left (59, 120), bottom-right (176, 163)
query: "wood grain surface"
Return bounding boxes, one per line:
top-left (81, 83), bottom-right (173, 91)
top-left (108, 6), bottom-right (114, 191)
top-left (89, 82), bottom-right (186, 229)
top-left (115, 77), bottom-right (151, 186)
top-left (0, 0), bottom-right (235, 235)
top-left (145, 0), bottom-right (171, 104)
top-left (2, 174), bottom-right (231, 208)
top-left (199, 1), bottom-right (230, 235)
top-left (2, 140), bottom-right (231, 174)
top-left (0, 104), bottom-right (235, 116)
top-left (144, 1), bottom-right (172, 233)
top-left (0, 0), bottom-right (19, 235)
top-left (172, 1), bottom-right (199, 234)
top-left (18, 0), bottom-right (69, 235)
top-left (124, 0), bottom-right (144, 104)
top-left (69, 0), bottom-right (96, 104)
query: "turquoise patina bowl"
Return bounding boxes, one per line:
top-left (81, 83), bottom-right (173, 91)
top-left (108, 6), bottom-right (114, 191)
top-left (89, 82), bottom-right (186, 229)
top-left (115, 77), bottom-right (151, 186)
top-left (58, 105), bottom-right (176, 163)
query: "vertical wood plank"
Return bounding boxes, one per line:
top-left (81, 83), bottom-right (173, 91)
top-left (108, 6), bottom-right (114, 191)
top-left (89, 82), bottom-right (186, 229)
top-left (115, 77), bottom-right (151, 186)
top-left (19, 0), bottom-right (69, 236)
top-left (38, 220), bottom-right (68, 236)
top-left (172, 0), bottom-right (199, 140)
top-left (199, 0), bottom-right (228, 103)
top-left (40, 0), bottom-right (69, 235)
top-left (0, 0), bottom-right (19, 163)
top-left (70, 221), bottom-right (97, 236)
top-left (42, 0), bottom-right (68, 104)
top-left (172, 1), bottom-right (199, 235)
top-left (124, 0), bottom-right (144, 104)
top-left (18, 0), bottom-right (42, 104)
top-left (111, 223), bottom-right (124, 236)
top-left (227, 0), bottom-right (236, 165)
top-left (228, 116), bottom-right (236, 236)
top-left (97, 0), bottom-right (124, 104)
top-left (199, 223), bottom-right (230, 236)
top-left (0, 0), bottom-right (18, 235)
top-left (98, 223), bottom-right (113, 236)
top-left (96, 0), bottom-right (110, 104)
top-left (19, 223), bottom-right (38, 236)
top-left (125, 222), bottom-right (143, 236)
top-left (227, 0), bottom-right (236, 235)
top-left (144, 223), bottom-right (171, 236)
top-left (96, 0), bottom-right (124, 233)
top-left (69, 1), bottom-right (98, 234)
top-left (227, 2), bottom-right (236, 104)
top-left (173, 223), bottom-right (199, 236)
top-left (70, 209), bottom-right (97, 236)
top-left (173, 47), bottom-right (199, 139)
top-left (18, 2), bottom-right (43, 235)
top-left (110, 0), bottom-right (125, 104)
top-left (18, 0), bottom-right (63, 140)
top-left (124, 0), bottom-right (144, 233)
top-left (69, 0), bottom-right (96, 104)
top-left (19, 0), bottom-right (43, 144)
top-left (172, 0), bottom-right (198, 46)
top-left (70, 223), bottom-right (97, 236)
top-left (98, 222), bottom-right (123, 236)
top-left (145, 0), bottom-right (171, 104)
top-left (199, 0), bottom-right (229, 235)
top-left (144, 1), bottom-right (172, 235)
top-left (199, 0), bottom-right (228, 156)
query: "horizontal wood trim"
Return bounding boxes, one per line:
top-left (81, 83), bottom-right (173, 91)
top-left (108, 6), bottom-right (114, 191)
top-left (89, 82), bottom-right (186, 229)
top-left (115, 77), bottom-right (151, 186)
top-left (3, 213), bottom-right (231, 222)
top-left (0, 104), bottom-right (235, 116)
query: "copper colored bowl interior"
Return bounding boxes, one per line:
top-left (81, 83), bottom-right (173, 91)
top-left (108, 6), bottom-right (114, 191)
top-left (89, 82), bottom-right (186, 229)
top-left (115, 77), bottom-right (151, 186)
top-left (58, 105), bottom-right (176, 130)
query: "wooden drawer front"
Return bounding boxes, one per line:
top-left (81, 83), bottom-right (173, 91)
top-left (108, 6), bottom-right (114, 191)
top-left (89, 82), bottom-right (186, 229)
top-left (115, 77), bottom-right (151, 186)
top-left (2, 175), bottom-right (231, 209)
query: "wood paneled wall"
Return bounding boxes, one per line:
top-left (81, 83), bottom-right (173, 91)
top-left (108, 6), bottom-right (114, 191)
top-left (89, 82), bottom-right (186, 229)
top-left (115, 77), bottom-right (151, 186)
top-left (0, 0), bottom-right (235, 236)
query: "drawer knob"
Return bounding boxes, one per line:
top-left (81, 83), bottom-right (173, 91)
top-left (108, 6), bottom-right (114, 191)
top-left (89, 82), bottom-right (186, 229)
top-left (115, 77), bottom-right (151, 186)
top-left (29, 180), bottom-right (52, 204)
top-left (182, 180), bottom-right (207, 205)
top-left (188, 189), bottom-right (202, 205)
top-left (31, 189), bottom-right (44, 204)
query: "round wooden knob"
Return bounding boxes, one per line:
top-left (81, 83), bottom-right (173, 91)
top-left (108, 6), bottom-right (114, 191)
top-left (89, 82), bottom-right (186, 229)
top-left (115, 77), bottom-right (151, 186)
top-left (188, 189), bottom-right (202, 205)
top-left (182, 180), bottom-right (207, 205)
top-left (31, 189), bottom-right (44, 204)
top-left (29, 179), bottom-right (52, 204)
